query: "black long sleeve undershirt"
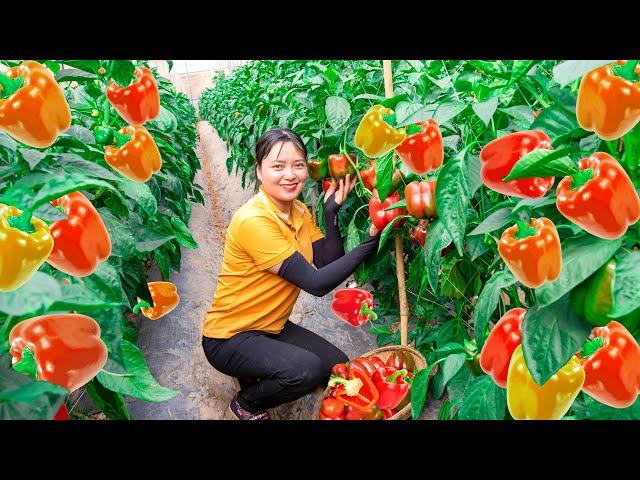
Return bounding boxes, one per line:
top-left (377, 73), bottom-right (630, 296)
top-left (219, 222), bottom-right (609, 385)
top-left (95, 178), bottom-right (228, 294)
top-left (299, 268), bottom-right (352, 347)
top-left (311, 194), bottom-right (344, 268)
top-left (277, 233), bottom-right (380, 297)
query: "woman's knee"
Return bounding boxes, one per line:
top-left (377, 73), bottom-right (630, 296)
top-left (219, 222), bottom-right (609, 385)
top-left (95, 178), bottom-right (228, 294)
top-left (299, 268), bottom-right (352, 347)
top-left (282, 354), bottom-right (325, 388)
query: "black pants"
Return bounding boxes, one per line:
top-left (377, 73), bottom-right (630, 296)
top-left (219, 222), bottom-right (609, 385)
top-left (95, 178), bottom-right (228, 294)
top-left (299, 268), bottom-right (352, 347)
top-left (202, 321), bottom-right (349, 412)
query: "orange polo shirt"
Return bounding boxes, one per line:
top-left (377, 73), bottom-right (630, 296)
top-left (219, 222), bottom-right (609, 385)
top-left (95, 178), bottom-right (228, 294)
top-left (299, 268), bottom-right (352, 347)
top-left (203, 187), bottom-right (325, 339)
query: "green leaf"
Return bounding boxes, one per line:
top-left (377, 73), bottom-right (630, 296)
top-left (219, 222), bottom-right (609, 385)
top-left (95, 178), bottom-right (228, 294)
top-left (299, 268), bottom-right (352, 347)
top-left (411, 361), bottom-right (442, 420)
top-left (611, 251), bottom-right (640, 317)
top-left (96, 340), bottom-right (178, 402)
top-left (432, 353), bottom-right (466, 399)
top-left (86, 378), bottom-right (132, 420)
top-left (457, 375), bottom-right (506, 420)
top-left (468, 207), bottom-right (515, 235)
top-left (381, 93), bottom-right (410, 110)
top-left (325, 96), bottom-right (351, 130)
top-left (48, 283), bottom-right (124, 313)
top-left (377, 216), bottom-right (405, 253)
top-left (0, 272), bottom-right (62, 316)
top-left (394, 102), bottom-right (434, 127)
top-left (468, 60), bottom-right (510, 80)
top-left (60, 60), bottom-right (102, 73)
top-left (148, 106), bottom-right (178, 133)
top-left (83, 262), bottom-right (127, 306)
top-left (424, 220), bottom-right (453, 294)
top-left (473, 269), bottom-right (517, 350)
top-left (154, 249), bottom-right (172, 281)
top-left (57, 153), bottom-right (121, 181)
top-left (440, 256), bottom-right (466, 299)
top-left (55, 68), bottom-right (98, 83)
top-left (33, 203), bottom-right (66, 223)
top-left (552, 60), bottom-right (614, 87)
top-left (384, 199), bottom-right (406, 211)
top-left (537, 236), bottom-right (623, 307)
top-left (432, 102), bottom-right (467, 125)
top-left (573, 394), bottom-right (640, 420)
top-left (170, 216), bottom-right (198, 249)
top-left (99, 209), bottom-right (136, 259)
top-left (116, 179), bottom-right (158, 217)
top-left (508, 60), bottom-right (535, 84)
top-left (502, 148), bottom-right (579, 181)
top-left (63, 125), bottom-right (95, 144)
top-left (512, 196), bottom-right (557, 213)
top-left (110, 60), bottom-right (136, 87)
top-left (501, 105), bottom-right (535, 129)
top-left (20, 150), bottom-right (47, 170)
top-left (375, 151), bottom-right (395, 202)
top-left (370, 325), bottom-right (393, 335)
top-left (530, 106), bottom-right (586, 146)
top-left (0, 352), bottom-right (67, 420)
top-left (466, 235), bottom-right (490, 261)
top-left (436, 146), bottom-right (471, 256)
top-left (467, 155), bottom-right (483, 196)
top-left (523, 293), bottom-right (591, 387)
top-left (472, 97), bottom-right (499, 127)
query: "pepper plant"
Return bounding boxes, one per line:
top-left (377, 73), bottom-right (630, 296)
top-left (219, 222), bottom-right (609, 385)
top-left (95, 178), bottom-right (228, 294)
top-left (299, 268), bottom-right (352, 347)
top-left (200, 59), bottom-right (640, 420)
top-left (0, 59), bottom-right (203, 420)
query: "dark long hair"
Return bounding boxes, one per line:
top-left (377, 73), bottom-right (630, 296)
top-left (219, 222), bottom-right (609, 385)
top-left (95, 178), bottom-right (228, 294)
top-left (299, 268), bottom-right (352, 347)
top-left (253, 128), bottom-right (307, 192)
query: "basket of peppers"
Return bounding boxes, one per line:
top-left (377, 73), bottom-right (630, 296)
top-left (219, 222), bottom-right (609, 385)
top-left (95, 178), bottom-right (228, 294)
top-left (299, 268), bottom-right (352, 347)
top-left (318, 345), bottom-right (427, 420)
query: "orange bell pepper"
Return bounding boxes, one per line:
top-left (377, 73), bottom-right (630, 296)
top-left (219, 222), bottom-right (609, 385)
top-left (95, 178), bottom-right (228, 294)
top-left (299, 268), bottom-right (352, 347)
top-left (104, 125), bottom-right (162, 182)
top-left (556, 152), bottom-right (640, 240)
top-left (498, 217), bottom-right (562, 288)
top-left (134, 281), bottom-right (180, 320)
top-left (576, 60), bottom-right (640, 141)
top-left (0, 60), bottom-right (71, 148)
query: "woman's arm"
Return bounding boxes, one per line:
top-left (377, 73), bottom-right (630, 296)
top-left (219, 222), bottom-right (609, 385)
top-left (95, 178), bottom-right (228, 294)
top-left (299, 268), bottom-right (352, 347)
top-left (312, 193), bottom-right (344, 268)
top-left (269, 231), bottom-right (380, 297)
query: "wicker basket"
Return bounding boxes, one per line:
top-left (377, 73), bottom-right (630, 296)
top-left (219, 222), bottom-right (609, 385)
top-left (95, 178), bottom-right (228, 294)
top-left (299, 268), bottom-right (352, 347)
top-left (320, 344), bottom-right (428, 420)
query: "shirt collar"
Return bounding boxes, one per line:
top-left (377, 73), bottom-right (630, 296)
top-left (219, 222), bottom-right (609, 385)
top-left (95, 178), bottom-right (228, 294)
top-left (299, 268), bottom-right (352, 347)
top-left (258, 186), bottom-right (304, 231)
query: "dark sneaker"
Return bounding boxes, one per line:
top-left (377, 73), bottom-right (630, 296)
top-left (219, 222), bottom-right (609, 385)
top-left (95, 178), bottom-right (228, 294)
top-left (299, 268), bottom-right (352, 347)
top-left (229, 393), bottom-right (270, 420)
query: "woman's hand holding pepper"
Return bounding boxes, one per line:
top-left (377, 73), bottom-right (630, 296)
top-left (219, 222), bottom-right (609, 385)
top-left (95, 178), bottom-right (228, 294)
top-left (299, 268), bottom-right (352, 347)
top-left (324, 174), bottom-right (357, 206)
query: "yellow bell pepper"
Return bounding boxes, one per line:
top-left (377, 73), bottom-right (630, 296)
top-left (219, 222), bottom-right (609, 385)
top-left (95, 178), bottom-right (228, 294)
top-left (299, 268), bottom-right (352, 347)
top-left (0, 204), bottom-right (54, 292)
top-left (354, 105), bottom-right (406, 158)
top-left (506, 345), bottom-right (585, 420)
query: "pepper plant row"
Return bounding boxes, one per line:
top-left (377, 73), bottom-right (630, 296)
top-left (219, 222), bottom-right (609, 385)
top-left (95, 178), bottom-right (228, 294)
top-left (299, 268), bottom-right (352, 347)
top-left (0, 60), bottom-right (203, 420)
top-left (200, 60), bottom-right (640, 420)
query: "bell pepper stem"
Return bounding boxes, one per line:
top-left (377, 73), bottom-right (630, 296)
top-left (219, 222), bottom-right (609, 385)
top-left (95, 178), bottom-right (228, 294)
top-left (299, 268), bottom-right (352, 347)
top-left (133, 300), bottom-right (151, 314)
top-left (12, 348), bottom-right (38, 380)
top-left (113, 131), bottom-right (131, 147)
top-left (580, 336), bottom-right (604, 358)
top-left (570, 168), bottom-right (594, 190)
top-left (360, 302), bottom-right (377, 321)
top-left (328, 374), bottom-right (363, 396)
top-left (0, 72), bottom-right (24, 99)
top-left (386, 368), bottom-right (408, 383)
top-left (514, 220), bottom-right (537, 239)
top-left (7, 209), bottom-right (35, 234)
top-left (406, 123), bottom-right (422, 135)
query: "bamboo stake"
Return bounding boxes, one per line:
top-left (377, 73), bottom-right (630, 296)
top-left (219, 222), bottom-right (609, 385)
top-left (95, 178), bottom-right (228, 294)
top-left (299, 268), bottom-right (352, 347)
top-left (382, 60), bottom-right (409, 347)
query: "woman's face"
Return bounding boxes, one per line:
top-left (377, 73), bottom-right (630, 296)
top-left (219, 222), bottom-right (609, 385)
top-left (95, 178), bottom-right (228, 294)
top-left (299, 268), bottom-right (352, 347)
top-left (257, 140), bottom-right (308, 207)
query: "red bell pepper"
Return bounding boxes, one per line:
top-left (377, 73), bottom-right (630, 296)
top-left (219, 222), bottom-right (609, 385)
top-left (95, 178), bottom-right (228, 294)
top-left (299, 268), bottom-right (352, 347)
top-left (53, 404), bottom-right (70, 420)
top-left (322, 178), bottom-right (332, 194)
top-left (359, 160), bottom-right (404, 193)
top-left (385, 350), bottom-right (416, 373)
top-left (382, 407), bottom-right (398, 419)
top-left (106, 66), bottom-right (160, 126)
top-left (480, 307), bottom-right (525, 388)
top-left (9, 313), bottom-right (108, 392)
top-left (409, 220), bottom-right (429, 247)
top-left (319, 397), bottom-right (346, 419)
top-left (331, 288), bottom-right (377, 327)
top-left (327, 153), bottom-right (357, 179)
top-left (368, 355), bottom-right (387, 374)
top-left (331, 362), bottom-right (349, 379)
top-left (328, 365), bottom-right (379, 412)
top-left (395, 119), bottom-right (444, 175)
top-left (580, 321), bottom-right (640, 408)
top-left (372, 367), bottom-right (411, 409)
top-left (369, 189), bottom-right (405, 231)
top-left (349, 357), bottom-right (377, 377)
top-left (404, 180), bottom-right (437, 219)
top-left (556, 152), bottom-right (640, 240)
top-left (345, 405), bottom-right (383, 420)
top-left (479, 130), bottom-right (554, 198)
top-left (47, 192), bottom-right (112, 277)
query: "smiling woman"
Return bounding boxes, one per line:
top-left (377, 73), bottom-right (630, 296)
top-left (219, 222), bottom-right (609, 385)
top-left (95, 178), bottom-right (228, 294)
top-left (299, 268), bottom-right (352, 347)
top-left (201, 128), bottom-right (381, 420)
